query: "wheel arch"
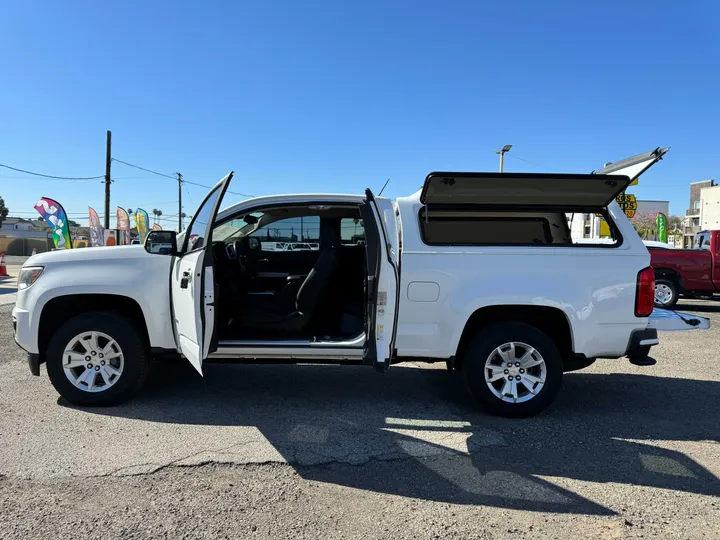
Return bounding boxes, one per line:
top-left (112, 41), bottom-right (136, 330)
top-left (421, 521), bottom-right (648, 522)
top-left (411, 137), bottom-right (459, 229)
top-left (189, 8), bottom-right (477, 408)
top-left (37, 294), bottom-right (150, 364)
top-left (653, 268), bottom-right (684, 291)
top-left (454, 305), bottom-right (574, 371)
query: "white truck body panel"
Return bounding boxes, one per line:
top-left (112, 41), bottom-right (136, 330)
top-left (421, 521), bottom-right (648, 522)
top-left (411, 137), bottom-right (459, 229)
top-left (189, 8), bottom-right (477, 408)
top-left (394, 192), bottom-right (650, 359)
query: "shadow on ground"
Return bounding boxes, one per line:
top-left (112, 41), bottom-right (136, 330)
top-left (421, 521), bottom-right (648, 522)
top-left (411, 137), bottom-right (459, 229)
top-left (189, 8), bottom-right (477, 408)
top-left (676, 301), bottom-right (720, 314)
top-left (71, 361), bottom-right (720, 516)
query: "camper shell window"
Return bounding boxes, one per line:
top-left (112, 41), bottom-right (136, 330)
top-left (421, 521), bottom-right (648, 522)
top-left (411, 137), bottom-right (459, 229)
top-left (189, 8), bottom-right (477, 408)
top-left (418, 207), bottom-right (621, 247)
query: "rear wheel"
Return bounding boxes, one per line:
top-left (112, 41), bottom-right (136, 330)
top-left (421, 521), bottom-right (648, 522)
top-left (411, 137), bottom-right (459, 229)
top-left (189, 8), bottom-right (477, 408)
top-left (46, 311), bottom-right (150, 406)
top-left (654, 279), bottom-right (678, 309)
top-left (461, 322), bottom-right (563, 417)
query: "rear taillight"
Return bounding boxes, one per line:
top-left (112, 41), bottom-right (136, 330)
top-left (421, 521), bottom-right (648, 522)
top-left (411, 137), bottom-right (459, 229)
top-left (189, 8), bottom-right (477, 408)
top-left (635, 267), bottom-right (655, 317)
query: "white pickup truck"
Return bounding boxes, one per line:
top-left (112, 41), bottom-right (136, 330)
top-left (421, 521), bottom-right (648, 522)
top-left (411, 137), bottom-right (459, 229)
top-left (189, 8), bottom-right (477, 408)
top-left (12, 150), bottom-right (709, 417)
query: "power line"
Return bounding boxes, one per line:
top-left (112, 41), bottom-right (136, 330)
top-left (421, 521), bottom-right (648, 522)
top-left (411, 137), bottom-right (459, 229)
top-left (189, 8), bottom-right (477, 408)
top-left (113, 157), bottom-right (254, 197)
top-left (506, 154), bottom-right (549, 171)
top-left (111, 158), bottom-right (176, 180)
top-left (0, 163), bottom-right (104, 180)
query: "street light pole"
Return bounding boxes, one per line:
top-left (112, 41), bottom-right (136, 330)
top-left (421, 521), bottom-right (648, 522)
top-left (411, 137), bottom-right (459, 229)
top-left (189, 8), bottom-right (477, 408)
top-left (495, 144), bottom-right (513, 173)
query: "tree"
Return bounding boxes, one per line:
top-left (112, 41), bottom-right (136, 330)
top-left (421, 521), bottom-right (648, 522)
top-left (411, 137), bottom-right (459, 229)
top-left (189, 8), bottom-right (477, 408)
top-left (630, 211), bottom-right (659, 239)
top-left (667, 215), bottom-right (684, 234)
top-left (152, 208), bottom-right (163, 225)
top-left (68, 220), bottom-right (81, 227)
top-left (0, 196), bottom-right (8, 228)
top-left (127, 208), bottom-right (134, 215)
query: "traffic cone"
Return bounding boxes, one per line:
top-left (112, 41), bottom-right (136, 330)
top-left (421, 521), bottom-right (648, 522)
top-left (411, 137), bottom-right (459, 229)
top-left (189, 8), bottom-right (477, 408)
top-left (0, 254), bottom-right (7, 277)
top-left (31, 247), bottom-right (37, 257)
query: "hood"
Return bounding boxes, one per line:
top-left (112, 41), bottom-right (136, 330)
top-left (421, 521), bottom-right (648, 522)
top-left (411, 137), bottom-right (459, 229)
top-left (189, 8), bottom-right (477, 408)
top-left (26, 245), bottom-right (149, 266)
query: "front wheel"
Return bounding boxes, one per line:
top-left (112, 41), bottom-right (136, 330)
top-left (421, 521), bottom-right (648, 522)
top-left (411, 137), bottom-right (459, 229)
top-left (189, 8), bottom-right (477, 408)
top-left (461, 322), bottom-right (563, 417)
top-left (46, 311), bottom-right (150, 406)
top-left (654, 279), bottom-right (678, 309)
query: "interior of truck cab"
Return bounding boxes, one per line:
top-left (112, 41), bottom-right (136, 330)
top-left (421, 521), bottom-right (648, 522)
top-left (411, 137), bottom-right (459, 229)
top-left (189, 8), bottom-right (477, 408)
top-left (210, 205), bottom-right (367, 342)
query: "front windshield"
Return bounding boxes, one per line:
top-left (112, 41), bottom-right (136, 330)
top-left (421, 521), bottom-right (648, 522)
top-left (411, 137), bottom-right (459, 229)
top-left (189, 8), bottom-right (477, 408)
top-left (211, 212), bottom-right (264, 242)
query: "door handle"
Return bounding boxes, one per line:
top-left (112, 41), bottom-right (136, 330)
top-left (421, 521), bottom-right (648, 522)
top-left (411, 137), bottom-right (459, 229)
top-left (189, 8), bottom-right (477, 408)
top-left (180, 271), bottom-right (191, 289)
top-left (258, 258), bottom-right (270, 263)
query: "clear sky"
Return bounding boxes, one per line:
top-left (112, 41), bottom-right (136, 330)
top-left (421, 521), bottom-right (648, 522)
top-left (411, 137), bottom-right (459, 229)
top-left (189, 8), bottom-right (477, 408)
top-left (1, 0), bottom-right (718, 229)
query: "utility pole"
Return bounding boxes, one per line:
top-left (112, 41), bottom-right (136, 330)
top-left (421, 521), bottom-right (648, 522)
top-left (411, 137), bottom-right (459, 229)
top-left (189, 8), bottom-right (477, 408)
top-left (495, 144), bottom-right (512, 173)
top-left (104, 130), bottom-right (112, 229)
top-left (177, 173), bottom-right (183, 231)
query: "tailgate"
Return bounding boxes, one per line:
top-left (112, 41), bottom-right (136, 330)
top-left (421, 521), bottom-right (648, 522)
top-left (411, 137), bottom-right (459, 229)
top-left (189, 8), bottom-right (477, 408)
top-left (648, 308), bottom-right (710, 331)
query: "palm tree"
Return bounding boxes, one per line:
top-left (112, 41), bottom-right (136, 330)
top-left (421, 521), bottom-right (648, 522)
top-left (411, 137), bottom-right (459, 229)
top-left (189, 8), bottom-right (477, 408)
top-left (127, 208), bottom-right (134, 216)
top-left (152, 208), bottom-right (163, 225)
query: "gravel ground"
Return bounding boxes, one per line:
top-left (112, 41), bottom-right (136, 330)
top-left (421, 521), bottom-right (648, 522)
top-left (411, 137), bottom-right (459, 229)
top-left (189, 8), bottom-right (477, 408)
top-left (1, 301), bottom-right (719, 539)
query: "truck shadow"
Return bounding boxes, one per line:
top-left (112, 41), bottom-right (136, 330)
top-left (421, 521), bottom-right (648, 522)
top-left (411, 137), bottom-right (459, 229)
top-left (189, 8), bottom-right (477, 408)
top-left (71, 362), bottom-right (720, 516)
top-left (675, 301), bottom-right (720, 314)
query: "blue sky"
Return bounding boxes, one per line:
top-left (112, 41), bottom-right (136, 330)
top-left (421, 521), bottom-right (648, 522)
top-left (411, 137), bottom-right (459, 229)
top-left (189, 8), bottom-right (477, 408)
top-left (1, 0), bottom-right (718, 228)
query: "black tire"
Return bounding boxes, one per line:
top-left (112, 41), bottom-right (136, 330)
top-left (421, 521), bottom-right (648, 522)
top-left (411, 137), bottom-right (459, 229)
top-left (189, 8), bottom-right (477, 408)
top-left (654, 279), bottom-right (678, 309)
top-left (46, 311), bottom-right (150, 406)
top-left (461, 322), bottom-right (563, 418)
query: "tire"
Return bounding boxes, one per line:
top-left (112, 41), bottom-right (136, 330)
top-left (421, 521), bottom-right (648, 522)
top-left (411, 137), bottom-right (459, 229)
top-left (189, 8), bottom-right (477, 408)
top-left (46, 311), bottom-right (150, 406)
top-left (654, 279), bottom-right (678, 309)
top-left (461, 322), bottom-right (563, 418)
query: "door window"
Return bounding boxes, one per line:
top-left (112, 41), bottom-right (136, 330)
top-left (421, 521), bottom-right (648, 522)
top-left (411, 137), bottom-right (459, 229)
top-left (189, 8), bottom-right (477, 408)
top-left (341, 217), bottom-right (364, 245)
top-left (183, 185), bottom-right (226, 252)
top-left (250, 216), bottom-right (320, 251)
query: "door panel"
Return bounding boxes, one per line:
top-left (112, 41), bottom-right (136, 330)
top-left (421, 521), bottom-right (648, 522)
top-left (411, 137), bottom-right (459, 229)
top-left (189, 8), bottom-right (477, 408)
top-left (246, 249), bottom-right (319, 291)
top-left (171, 172), bottom-right (233, 374)
top-left (361, 190), bottom-right (400, 371)
top-left (172, 250), bottom-right (206, 373)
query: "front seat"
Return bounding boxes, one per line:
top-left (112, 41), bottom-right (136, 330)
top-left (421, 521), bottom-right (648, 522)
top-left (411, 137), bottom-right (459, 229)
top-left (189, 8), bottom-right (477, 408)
top-left (237, 224), bottom-right (340, 334)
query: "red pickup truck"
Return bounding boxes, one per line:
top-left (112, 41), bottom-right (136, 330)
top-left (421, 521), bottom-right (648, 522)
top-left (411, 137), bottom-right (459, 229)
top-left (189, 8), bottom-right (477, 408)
top-left (649, 230), bottom-right (720, 308)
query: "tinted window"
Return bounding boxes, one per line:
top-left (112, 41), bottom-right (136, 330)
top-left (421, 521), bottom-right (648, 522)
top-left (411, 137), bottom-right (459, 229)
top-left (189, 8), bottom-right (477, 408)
top-left (419, 209), bottom-right (619, 247)
top-left (251, 216), bottom-right (320, 251)
top-left (341, 217), bottom-right (364, 245)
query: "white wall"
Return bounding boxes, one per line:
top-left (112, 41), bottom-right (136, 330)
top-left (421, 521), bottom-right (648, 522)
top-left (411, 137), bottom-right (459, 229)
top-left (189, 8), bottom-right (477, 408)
top-left (636, 200), bottom-right (669, 216)
top-left (700, 186), bottom-right (720, 230)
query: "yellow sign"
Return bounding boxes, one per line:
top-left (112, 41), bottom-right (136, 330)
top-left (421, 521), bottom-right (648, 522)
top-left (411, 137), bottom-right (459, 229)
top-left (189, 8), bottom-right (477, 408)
top-left (599, 220), bottom-right (611, 237)
top-left (616, 193), bottom-right (637, 218)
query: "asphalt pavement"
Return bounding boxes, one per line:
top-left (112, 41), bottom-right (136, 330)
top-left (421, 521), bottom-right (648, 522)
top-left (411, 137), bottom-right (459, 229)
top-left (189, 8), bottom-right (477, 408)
top-left (0, 301), bottom-right (718, 539)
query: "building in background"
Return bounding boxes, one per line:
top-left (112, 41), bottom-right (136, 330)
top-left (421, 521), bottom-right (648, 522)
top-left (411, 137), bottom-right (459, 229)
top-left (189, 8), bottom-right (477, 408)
top-left (0, 217), bottom-right (36, 232)
top-left (636, 200), bottom-right (669, 216)
top-left (684, 180), bottom-right (715, 247)
top-left (700, 183), bottom-right (720, 231)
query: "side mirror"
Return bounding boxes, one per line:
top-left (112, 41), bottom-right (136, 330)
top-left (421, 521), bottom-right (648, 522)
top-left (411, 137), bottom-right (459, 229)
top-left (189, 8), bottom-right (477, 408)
top-left (243, 214), bottom-right (259, 225)
top-left (248, 237), bottom-right (261, 251)
top-left (145, 230), bottom-right (177, 255)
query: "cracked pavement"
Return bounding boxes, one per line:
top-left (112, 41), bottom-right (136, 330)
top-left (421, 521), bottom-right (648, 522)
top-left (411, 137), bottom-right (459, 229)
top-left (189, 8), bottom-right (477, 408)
top-left (1, 302), bottom-right (719, 538)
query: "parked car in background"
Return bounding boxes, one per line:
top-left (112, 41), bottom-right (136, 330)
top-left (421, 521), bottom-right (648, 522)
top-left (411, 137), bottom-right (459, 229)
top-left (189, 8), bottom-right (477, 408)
top-left (648, 230), bottom-right (720, 308)
top-left (643, 240), bottom-right (674, 250)
top-left (283, 242), bottom-right (316, 251)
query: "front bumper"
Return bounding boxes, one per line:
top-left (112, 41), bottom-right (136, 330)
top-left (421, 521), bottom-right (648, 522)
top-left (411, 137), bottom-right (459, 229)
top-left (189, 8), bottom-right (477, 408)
top-left (12, 304), bottom-right (38, 355)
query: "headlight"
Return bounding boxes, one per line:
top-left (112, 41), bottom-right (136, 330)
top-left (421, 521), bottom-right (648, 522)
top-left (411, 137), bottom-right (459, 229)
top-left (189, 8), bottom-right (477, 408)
top-left (18, 266), bottom-right (44, 290)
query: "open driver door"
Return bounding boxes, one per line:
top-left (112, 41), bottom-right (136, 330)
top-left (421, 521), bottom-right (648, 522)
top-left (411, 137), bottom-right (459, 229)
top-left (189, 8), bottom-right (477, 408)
top-left (171, 172), bottom-right (233, 375)
top-left (360, 189), bottom-right (400, 372)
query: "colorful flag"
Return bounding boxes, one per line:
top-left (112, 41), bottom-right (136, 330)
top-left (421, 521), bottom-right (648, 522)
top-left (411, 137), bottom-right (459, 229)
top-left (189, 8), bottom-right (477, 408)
top-left (134, 208), bottom-right (150, 243)
top-left (34, 197), bottom-right (72, 249)
top-left (656, 213), bottom-right (667, 243)
top-left (116, 207), bottom-right (131, 245)
top-left (151, 223), bottom-right (162, 231)
top-left (88, 207), bottom-right (105, 247)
